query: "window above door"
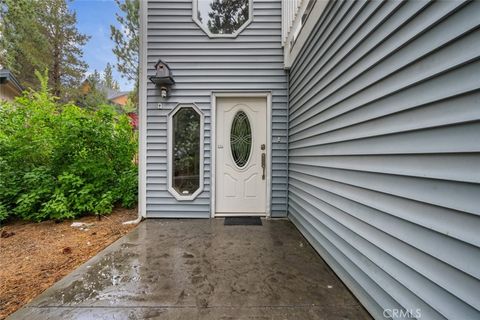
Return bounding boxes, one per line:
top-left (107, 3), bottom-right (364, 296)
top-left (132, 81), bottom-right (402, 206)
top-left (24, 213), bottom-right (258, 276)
top-left (192, 0), bottom-right (253, 38)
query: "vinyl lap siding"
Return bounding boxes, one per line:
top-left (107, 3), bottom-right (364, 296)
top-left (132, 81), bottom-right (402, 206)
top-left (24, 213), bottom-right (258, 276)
top-left (288, 1), bottom-right (480, 319)
top-left (146, 0), bottom-right (288, 217)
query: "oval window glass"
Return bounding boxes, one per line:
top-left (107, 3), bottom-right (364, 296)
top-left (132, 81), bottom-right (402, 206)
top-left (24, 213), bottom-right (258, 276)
top-left (230, 111), bottom-right (252, 168)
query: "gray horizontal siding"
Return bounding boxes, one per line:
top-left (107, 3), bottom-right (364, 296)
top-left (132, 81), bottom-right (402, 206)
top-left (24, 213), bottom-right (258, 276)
top-left (146, 0), bottom-right (288, 217)
top-left (288, 0), bottom-right (480, 319)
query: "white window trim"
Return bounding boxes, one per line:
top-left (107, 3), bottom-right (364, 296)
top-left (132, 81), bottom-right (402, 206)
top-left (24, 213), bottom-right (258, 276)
top-left (210, 91), bottom-right (272, 218)
top-left (192, 0), bottom-right (253, 38)
top-left (167, 103), bottom-right (205, 201)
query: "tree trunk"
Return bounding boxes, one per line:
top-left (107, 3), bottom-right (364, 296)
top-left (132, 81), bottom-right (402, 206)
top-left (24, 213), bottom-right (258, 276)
top-left (52, 45), bottom-right (61, 98)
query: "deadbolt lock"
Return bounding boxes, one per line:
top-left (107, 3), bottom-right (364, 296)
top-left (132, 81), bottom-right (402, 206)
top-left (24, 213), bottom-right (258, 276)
top-left (261, 144), bottom-right (265, 150)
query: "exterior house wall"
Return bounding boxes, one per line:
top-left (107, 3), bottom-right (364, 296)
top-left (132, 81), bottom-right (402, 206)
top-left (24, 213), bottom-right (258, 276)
top-left (0, 83), bottom-right (21, 101)
top-left (80, 81), bottom-right (91, 95)
top-left (287, 1), bottom-right (480, 319)
top-left (0, 69), bottom-right (23, 101)
top-left (144, 0), bottom-right (288, 218)
top-left (111, 94), bottom-right (128, 106)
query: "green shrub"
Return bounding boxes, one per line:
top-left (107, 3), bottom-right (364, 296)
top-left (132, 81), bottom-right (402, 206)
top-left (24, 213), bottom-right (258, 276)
top-left (0, 71), bottom-right (137, 222)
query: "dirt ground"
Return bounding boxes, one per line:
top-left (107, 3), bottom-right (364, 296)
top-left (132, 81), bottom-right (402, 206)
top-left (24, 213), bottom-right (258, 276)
top-left (0, 208), bottom-right (138, 319)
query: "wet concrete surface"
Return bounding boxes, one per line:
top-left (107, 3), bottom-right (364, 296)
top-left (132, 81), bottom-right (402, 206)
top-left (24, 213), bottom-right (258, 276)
top-left (8, 219), bottom-right (371, 319)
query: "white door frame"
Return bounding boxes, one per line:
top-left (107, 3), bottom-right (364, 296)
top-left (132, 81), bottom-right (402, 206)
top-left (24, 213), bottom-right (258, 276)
top-left (211, 91), bottom-right (272, 218)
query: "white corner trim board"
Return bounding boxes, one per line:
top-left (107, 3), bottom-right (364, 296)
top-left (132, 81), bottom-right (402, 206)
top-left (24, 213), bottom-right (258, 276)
top-left (135, 0), bottom-right (148, 223)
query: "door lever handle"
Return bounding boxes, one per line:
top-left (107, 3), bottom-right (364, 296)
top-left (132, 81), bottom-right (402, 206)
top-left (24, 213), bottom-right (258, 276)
top-left (261, 153), bottom-right (266, 180)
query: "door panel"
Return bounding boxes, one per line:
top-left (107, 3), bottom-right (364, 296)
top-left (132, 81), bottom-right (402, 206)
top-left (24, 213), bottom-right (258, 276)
top-left (216, 97), bottom-right (267, 214)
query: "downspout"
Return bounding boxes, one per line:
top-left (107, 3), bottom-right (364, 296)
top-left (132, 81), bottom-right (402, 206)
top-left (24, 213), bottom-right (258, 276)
top-left (124, 0), bottom-right (148, 225)
top-left (283, 0), bottom-right (291, 218)
top-left (123, 214), bottom-right (143, 225)
top-left (285, 69), bottom-right (290, 218)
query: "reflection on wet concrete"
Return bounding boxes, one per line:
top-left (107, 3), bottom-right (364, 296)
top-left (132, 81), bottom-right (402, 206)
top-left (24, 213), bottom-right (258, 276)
top-left (8, 219), bottom-right (371, 319)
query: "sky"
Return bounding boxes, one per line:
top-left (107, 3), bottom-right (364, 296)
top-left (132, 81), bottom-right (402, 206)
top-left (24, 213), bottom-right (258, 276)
top-left (68, 0), bottom-right (133, 91)
top-left (198, 0), bottom-right (213, 27)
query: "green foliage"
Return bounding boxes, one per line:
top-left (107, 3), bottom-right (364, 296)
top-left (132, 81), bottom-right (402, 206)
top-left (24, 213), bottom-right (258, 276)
top-left (77, 69), bottom-right (109, 109)
top-left (0, 0), bottom-right (49, 87)
top-left (120, 94), bottom-right (137, 114)
top-left (0, 203), bottom-right (8, 222)
top-left (77, 66), bottom-right (122, 110)
top-left (87, 70), bottom-right (102, 87)
top-left (77, 88), bottom-right (110, 110)
top-left (103, 63), bottom-right (120, 91)
top-left (0, 71), bottom-right (137, 223)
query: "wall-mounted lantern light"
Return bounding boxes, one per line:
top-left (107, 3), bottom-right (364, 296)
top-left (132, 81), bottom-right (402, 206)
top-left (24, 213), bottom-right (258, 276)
top-left (149, 59), bottom-right (175, 99)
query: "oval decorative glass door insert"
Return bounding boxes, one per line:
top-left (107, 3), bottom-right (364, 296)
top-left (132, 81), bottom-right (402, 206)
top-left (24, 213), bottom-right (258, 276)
top-left (230, 111), bottom-right (252, 168)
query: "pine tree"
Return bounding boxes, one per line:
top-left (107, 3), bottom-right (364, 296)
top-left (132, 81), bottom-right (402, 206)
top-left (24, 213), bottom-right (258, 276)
top-left (0, 0), bottom-right (89, 99)
top-left (103, 63), bottom-right (120, 91)
top-left (42, 0), bottom-right (89, 98)
top-left (87, 69), bottom-right (102, 87)
top-left (110, 0), bottom-right (139, 83)
top-left (80, 69), bottom-right (108, 108)
top-left (0, 0), bottom-right (50, 88)
top-left (207, 0), bottom-right (249, 34)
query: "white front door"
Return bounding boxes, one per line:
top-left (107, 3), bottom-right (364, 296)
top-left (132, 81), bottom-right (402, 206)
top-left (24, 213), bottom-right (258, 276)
top-left (216, 97), bottom-right (267, 215)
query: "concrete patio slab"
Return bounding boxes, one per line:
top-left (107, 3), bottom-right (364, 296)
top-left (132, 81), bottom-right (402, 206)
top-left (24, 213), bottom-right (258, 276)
top-left (8, 219), bottom-right (371, 319)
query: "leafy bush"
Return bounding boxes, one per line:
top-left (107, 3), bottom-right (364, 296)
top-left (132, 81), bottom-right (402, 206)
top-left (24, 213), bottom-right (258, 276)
top-left (0, 71), bottom-right (137, 222)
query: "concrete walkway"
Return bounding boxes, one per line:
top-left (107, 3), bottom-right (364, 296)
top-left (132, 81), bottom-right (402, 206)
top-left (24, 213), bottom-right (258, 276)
top-left (9, 219), bottom-right (371, 319)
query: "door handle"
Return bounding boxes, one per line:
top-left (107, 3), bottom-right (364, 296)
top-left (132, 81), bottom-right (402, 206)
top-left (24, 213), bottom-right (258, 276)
top-left (261, 153), bottom-right (266, 180)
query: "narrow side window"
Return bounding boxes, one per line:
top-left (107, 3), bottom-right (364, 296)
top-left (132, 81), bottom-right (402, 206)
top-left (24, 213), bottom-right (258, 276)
top-left (168, 104), bottom-right (204, 200)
